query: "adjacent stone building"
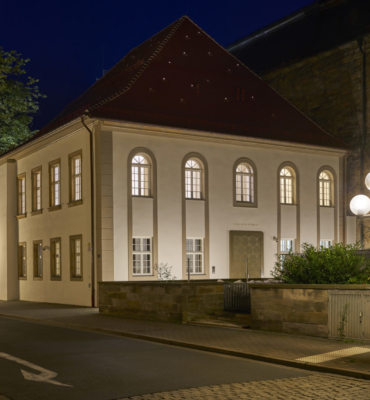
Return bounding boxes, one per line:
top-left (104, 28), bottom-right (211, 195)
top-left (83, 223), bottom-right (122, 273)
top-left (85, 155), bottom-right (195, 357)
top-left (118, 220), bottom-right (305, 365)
top-left (228, 0), bottom-right (370, 246)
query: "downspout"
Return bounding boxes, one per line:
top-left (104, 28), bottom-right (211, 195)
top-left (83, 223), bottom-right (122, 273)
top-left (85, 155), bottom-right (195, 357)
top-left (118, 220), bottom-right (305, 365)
top-left (357, 37), bottom-right (367, 249)
top-left (81, 113), bottom-right (95, 307)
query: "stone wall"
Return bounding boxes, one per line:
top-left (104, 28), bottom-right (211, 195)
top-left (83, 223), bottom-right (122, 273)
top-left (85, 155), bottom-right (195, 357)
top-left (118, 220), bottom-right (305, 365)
top-left (99, 281), bottom-right (224, 323)
top-left (263, 35), bottom-right (370, 246)
top-left (250, 284), bottom-right (329, 337)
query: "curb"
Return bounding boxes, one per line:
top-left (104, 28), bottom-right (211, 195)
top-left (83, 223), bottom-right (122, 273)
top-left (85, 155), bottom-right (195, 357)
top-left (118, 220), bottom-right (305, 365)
top-left (1, 312), bottom-right (370, 381)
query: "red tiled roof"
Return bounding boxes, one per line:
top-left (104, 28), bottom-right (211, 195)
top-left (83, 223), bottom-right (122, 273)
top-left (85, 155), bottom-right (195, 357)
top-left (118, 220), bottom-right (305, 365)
top-left (23, 16), bottom-right (349, 151)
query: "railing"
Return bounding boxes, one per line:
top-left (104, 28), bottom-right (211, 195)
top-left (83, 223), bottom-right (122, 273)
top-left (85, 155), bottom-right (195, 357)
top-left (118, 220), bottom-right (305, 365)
top-left (224, 282), bottom-right (250, 313)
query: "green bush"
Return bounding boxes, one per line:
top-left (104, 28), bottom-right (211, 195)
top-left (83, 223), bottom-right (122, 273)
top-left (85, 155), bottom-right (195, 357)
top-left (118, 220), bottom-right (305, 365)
top-left (272, 242), bottom-right (370, 284)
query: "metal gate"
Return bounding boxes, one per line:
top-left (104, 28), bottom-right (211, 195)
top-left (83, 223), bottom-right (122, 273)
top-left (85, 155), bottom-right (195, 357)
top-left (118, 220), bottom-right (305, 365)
top-left (328, 290), bottom-right (370, 340)
top-left (224, 283), bottom-right (250, 312)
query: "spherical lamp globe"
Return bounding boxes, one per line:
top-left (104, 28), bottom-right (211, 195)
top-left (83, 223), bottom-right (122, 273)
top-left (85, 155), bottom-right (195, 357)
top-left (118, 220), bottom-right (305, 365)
top-left (350, 195), bottom-right (370, 216)
top-left (365, 173), bottom-right (370, 190)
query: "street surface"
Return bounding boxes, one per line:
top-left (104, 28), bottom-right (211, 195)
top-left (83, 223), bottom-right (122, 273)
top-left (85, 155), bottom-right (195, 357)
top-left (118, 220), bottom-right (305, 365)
top-left (0, 317), bottom-right (369, 400)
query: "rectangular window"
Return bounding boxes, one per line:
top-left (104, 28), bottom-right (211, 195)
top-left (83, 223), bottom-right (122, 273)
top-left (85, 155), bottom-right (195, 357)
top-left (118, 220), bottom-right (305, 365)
top-left (70, 235), bottom-right (82, 279)
top-left (280, 239), bottom-right (294, 254)
top-left (33, 240), bottom-right (43, 279)
top-left (50, 238), bottom-right (61, 279)
top-left (320, 240), bottom-right (332, 249)
top-left (186, 238), bottom-right (203, 274)
top-left (69, 151), bottom-right (82, 203)
top-left (18, 242), bottom-right (26, 278)
top-left (17, 174), bottom-right (26, 215)
top-left (132, 237), bottom-right (152, 275)
top-left (319, 181), bottom-right (331, 206)
top-left (280, 178), bottom-right (293, 204)
top-left (32, 167), bottom-right (42, 211)
top-left (49, 160), bottom-right (61, 207)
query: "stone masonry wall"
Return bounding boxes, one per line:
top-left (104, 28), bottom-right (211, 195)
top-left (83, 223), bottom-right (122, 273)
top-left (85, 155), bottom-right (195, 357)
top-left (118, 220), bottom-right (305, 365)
top-left (250, 285), bottom-right (328, 337)
top-left (99, 281), bottom-right (224, 323)
top-left (263, 35), bottom-right (370, 247)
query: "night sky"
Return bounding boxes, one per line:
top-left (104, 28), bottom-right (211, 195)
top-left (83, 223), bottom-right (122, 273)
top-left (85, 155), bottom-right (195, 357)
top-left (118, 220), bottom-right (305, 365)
top-left (3, 0), bottom-right (314, 130)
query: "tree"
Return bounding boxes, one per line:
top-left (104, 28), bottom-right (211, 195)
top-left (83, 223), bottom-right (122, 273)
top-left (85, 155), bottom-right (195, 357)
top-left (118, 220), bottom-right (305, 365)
top-left (0, 48), bottom-right (46, 154)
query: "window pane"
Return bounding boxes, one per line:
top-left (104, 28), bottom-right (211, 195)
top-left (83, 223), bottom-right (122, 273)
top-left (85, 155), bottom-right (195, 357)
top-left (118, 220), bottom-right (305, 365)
top-left (38, 244), bottom-right (42, 277)
top-left (186, 239), bottom-right (193, 252)
top-left (142, 254), bottom-right (151, 274)
top-left (192, 170), bottom-right (201, 199)
top-left (133, 254), bottom-right (141, 274)
top-left (132, 166), bottom-right (139, 196)
top-left (142, 238), bottom-right (151, 252)
top-left (140, 166), bottom-right (149, 196)
top-left (133, 238), bottom-right (141, 251)
top-left (195, 254), bottom-right (203, 273)
top-left (185, 170), bottom-right (192, 198)
top-left (186, 254), bottom-right (193, 274)
top-left (194, 239), bottom-right (202, 252)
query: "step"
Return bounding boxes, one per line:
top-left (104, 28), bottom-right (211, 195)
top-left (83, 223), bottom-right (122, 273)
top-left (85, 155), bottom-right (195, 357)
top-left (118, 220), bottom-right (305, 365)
top-left (187, 319), bottom-right (248, 330)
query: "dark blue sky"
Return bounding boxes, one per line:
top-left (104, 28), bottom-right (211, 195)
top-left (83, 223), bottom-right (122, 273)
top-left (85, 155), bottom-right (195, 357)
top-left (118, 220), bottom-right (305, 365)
top-left (3, 0), bottom-right (314, 130)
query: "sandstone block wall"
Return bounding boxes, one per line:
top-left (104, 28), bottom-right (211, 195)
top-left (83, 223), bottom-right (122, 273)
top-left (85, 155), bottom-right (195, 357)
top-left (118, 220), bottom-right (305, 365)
top-left (99, 281), bottom-right (224, 323)
top-left (250, 285), bottom-right (328, 337)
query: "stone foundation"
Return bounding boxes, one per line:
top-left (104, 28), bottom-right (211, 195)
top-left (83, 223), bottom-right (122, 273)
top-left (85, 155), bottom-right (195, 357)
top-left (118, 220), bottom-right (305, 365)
top-left (99, 281), bottom-right (224, 323)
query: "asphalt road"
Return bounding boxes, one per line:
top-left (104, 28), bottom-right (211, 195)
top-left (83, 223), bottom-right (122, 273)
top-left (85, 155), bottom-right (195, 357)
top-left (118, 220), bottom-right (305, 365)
top-left (0, 317), bottom-right (310, 400)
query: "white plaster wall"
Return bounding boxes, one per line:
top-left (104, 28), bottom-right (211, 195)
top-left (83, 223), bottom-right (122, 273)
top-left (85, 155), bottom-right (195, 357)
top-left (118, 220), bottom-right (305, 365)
top-left (346, 216), bottom-right (357, 244)
top-left (281, 205), bottom-right (297, 239)
top-left (16, 129), bottom-right (92, 306)
top-left (112, 126), bottom-right (341, 279)
top-left (132, 197), bottom-right (154, 237)
top-left (320, 207), bottom-right (335, 240)
top-left (186, 200), bottom-right (205, 238)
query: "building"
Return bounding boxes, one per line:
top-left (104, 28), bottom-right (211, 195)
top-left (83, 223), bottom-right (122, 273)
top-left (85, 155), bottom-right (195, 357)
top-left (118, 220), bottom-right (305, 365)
top-left (227, 0), bottom-right (370, 246)
top-left (0, 16), bottom-right (353, 307)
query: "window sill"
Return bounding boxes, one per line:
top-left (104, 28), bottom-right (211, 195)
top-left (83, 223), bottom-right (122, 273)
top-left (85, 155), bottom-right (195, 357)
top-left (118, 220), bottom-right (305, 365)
top-left (33, 277), bottom-right (43, 281)
top-left (320, 205), bottom-right (334, 208)
top-left (48, 205), bottom-right (61, 212)
top-left (132, 195), bottom-right (153, 199)
top-left (185, 198), bottom-right (205, 201)
top-left (132, 274), bottom-right (154, 277)
top-left (16, 213), bottom-right (27, 220)
top-left (234, 201), bottom-right (257, 208)
top-left (68, 200), bottom-right (83, 208)
top-left (31, 209), bottom-right (43, 216)
top-left (70, 276), bottom-right (83, 281)
top-left (18, 276), bottom-right (27, 280)
top-left (51, 276), bottom-right (62, 281)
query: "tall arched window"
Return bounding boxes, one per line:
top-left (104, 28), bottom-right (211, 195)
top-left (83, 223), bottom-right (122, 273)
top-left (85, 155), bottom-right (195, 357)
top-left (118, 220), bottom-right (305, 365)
top-left (319, 171), bottom-right (332, 207)
top-left (280, 167), bottom-right (294, 204)
top-left (185, 159), bottom-right (202, 199)
top-left (236, 163), bottom-right (254, 203)
top-left (132, 154), bottom-right (150, 196)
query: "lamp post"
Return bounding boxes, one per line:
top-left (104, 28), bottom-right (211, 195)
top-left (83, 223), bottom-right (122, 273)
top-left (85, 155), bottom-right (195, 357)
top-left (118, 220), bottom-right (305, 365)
top-left (349, 173), bottom-right (370, 249)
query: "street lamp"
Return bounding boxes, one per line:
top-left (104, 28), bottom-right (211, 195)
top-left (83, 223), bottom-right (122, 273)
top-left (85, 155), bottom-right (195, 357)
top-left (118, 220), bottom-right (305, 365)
top-left (349, 194), bottom-right (370, 216)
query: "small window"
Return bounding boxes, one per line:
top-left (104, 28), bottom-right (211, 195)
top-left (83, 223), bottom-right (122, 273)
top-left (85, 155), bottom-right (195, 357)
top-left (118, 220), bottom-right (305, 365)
top-left (49, 160), bottom-right (61, 207)
top-left (132, 237), bottom-right (152, 275)
top-left (69, 151), bottom-right (82, 203)
top-left (186, 238), bottom-right (204, 274)
top-left (185, 159), bottom-right (202, 199)
top-left (132, 155), bottom-right (150, 196)
top-left (51, 238), bottom-right (61, 279)
top-left (280, 239), bottom-right (294, 254)
top-left (70, 235), bottom-right (82, 279)
top-left (33, 240), bottom-right (43, 279)
top-left (280, 168), bottom-right (294, 204)
top-left (236, 163), bottom-right (254, 203)
top-left (32, 168), bottom-right (42, 211)
top-left (320, 240), bottom-right (332, 249)
top-left (319, 171), bottom-right (332, 207)
top-left (17, 174), bottom-right (26, 215)
top-left (18, 243), bottom-right (26, 278)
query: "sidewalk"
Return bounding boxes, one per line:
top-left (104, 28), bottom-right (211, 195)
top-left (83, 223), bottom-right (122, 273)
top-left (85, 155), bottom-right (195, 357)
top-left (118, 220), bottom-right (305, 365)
top-left (1, 300), bottom-right (370, 380)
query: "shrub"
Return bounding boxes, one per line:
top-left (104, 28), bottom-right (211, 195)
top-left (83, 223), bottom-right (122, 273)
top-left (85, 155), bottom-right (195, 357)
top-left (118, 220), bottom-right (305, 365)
top-left (272, 242), bottom-right (370, 284)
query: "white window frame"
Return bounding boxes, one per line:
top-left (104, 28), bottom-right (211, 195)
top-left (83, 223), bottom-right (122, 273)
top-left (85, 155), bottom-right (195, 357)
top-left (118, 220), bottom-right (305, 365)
top-left (18, 175), bottom-right (26, 215)
top-left (186, 238), bottom-right (204, 274)
top-left (72, 156), bottom-right (82, 201)
top-left (236, 163), bottom-right (254, 203)
top-left (280, 239), bottom-right (294, 254)
top-left (185, 159), bottom-right (202, 199)
top-left (51, 163), bottom-right (61, 206)
top-left (320, 240), bottom-right (332, 249)
top-left (132, 155), bottom-right (150, 197)
top-left (280, 168), bottom-right (293, 205)
top-left (132, 237), bottom-right (152, 275)
top-left (319, 172), bottom-right (332, 207)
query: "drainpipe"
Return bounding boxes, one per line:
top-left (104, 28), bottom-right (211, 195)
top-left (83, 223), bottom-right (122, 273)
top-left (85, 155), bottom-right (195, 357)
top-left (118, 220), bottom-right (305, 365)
top-left (357, 37), bottom-right (367, 249)
top-left (81, 113), bottom-right (96, 307)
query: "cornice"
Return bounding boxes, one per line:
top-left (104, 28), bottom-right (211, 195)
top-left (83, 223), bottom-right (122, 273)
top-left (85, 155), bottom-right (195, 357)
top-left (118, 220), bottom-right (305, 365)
top-left (100, 119), bottom-right (349, 157)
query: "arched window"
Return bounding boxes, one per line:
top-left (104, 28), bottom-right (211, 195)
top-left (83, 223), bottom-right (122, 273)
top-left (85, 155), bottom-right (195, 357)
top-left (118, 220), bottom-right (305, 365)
top-left (280, 167), bottom-right (294, 204)
top-left (319, 171), bottom-right (332, 207)
top-left (132, 154), bottom-right (150, 196)
top-left (185, 159), bottom-right (202, 199)
top-left (236, 163), bottom-right (254, 203)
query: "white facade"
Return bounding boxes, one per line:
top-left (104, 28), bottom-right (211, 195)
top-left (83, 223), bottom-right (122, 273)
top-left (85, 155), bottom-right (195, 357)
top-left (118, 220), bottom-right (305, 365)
top-left (0, 118), bottom-right (356, 306)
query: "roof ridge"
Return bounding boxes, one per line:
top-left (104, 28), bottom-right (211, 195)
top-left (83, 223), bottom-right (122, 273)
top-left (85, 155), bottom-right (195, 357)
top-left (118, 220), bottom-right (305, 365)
top-left (89, 16), bottom-right (187, 112)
